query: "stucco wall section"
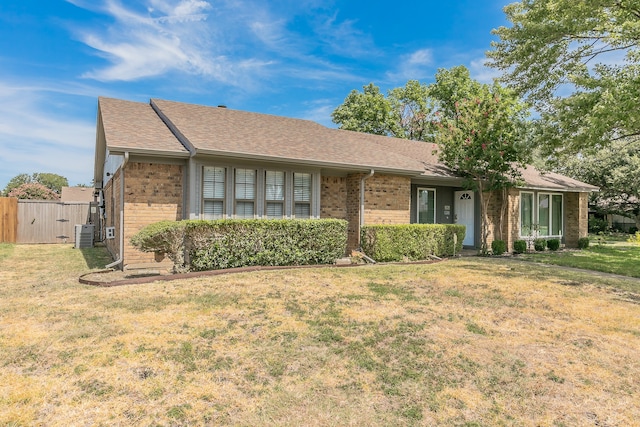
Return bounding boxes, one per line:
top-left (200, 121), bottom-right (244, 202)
top-left (320, 176), bottom-right (347, 220)
top-left (122, 162), bottom-right (184, 268)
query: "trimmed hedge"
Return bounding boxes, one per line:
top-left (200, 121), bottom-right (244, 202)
top-left (534, 238), bottom-right (547, 252)
top-left (513, 240), bottom-right (527, 254)
top-left (131, 219), bottom-right (348, 272)
top-left (491, 240), bottom-right (506, 256)
top-left (578, 237), bottom-right (590, 249)
top-left (361, 224), bottom-right (465, 262)
top-left (547, 238), bottom-right (560, 251)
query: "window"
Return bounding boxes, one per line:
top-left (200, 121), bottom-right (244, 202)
top-left (294, 173), bottom-right (311, 218)
top-left (235, 168), bottom-right (256, 218)
top-left (203, 166), bottom-right (225, 219)
top-left (519, 191), bottom-right (563, 237)
top-left (417, 188), bottom-right (436, 224)
top-left (520, 192), bottom-right (533, 236)
top-left (265, 170), bottom-right (285, 218)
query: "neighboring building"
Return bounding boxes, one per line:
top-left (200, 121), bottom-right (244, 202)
top-left (60, 187), bottom-right (95, 203)
top-left (93, 97), bottom-right (597, 270)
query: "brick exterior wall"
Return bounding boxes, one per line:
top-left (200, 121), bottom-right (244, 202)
top-left (320, 176), bottom-right (347, 220)
top-left (343, 173), bottom-right (411, 251)
top-left (122, 162), bottom-right (184, 268)
top-left (564, 192), bottom-right (589, 248)
top-left (102, 168), bottom-right (121, 260)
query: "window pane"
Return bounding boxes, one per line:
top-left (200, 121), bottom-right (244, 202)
top-left (418, 189), bottom-right (435, 224)
top-left (538, 194), bottom-right (550, 236)
top-left (203, 200), bottom-right (223, 219)
top-left (235, 169), bottom-right (255, 199)
top-left (203, 167), bottom-right (225, 199)
top-left (266, 202), bottom-right (283, 219)
top-left (294, 173), bottom-right (311, 202)
top-left (552, 195), bottom-right (563, 235)
top-left (521, 193), bottom-right (533, 235)
top-left (236, 201), bottom-right (254, 218)
top-left (295, 203), bottom-right (310, 218)
top-left (266, 171), bottom-right (285, 201)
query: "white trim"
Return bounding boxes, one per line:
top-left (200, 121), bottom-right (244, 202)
top-left (519, 190), bottom-right (564, 238)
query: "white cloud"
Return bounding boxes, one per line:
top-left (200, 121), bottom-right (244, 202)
top-left (469, 57), bottom-right (501, 84)
top-left (386, 48), bottom-right (434, 82)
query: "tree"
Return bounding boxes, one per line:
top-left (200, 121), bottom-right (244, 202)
top-left (8, 182), bottom-right (59, 200)
top-left (331, 83), bottom-right (400, 136)
top-left (387, 80), bottom-right (433, 140)
top-left (430, 67), bottom-right (531, 252)
top-left (555, 138), bottom-right (640, 229)
top-left (2, 172), bottom-right (68, 196)
top-left (488, 0), bottom-right (640, 156)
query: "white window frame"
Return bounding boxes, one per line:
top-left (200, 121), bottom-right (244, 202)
top-left (202, 166), bottom-right (226, 220)
top-left (293, 172), bottom-right (312, 219)
top-left (519, 191), bottom-right (563, 238)
top-left (264, 170), bottom-right (285, 219)
top-left (235, 168), bottom-right (256, 218)
top-left (416, 187), bottom-right (437, 224)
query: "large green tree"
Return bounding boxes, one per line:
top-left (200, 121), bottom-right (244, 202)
top-left (430, 67), bottom-right (531, 252)
top-left (488, 0), bottom-right (640, 156)
top-left (2, 172), bottom-right (68, 196)
top-left (555, 138), bottom-right (640, 229)
top-left (331, 83), bottom-right (400, 137)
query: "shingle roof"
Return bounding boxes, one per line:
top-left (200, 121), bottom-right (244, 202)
top-left (98, 97), bottom-right (189, 155)
top-left (96, 97), bottom-right (598, 192)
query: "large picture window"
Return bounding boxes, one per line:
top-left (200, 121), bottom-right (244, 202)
top-left (417, 188), bottom-right (436, 224)
top-left (265, 170), bottom-right (285, 218)
top-left (203, 166), bottom-right (225, 219)
top-left (294, 173), bottom-right (311, 218)
top-left (235, 168), bottom-right (256, 218)
top-left (520, 191), bottom-right (563, 237)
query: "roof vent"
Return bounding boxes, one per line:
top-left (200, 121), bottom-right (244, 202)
top-left (217, 105), bottom-right (227, 108)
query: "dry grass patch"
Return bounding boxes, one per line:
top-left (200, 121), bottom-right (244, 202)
top-left (1, 245), bottom-right (639, 426)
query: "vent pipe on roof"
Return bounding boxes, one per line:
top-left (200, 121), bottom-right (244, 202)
top-left (217, 105), bottom-right (227, 108)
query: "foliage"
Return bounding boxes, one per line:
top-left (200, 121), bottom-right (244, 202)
top-left (628, 232), bottom-right (640, 246)
top-left (430, 66), bottom-right (531, 252)
top-left (360, 224), bottom-right (465, 262)
top-left (491, 240), bottom-right (506, 256)
top-left (387, 80), bottom-right (433, 140)
top-left (578, 237), bottom-right (590, 250)
top-left (131, 219), bottom-right (348, 272)
top-left (533, 238), bottom-right (547, 252)
top-left (588, 217), bottom-right (609, 234)
top-left (513, 240), bottom-right (527, 254)
top-left (7, 182), bottom-right (59, 200)
top-left (2, 172), bottom-right (69, 196)
top-left (547, 238), bottom-right (560, 251)
top-left (489, 0), bottom-right (640, 156)
top-left (331, 83), bottom-right (401, 137)
top-left (555, 138), bottom-right (640, 229)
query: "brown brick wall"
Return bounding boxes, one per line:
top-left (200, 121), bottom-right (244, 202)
top-left (564, 192), bottom-right (589, 248)
top-left (320, 176), bottom-right (347, 220)
top-left (345, 173), bottom-right (362, 251)
top-left (122, 162), bottom-right (184, 267)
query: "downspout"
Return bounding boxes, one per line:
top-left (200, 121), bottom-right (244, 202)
top-left (106, 151), bottom-right (129, 269)
top-left (359, 169), bottom-right (375, 248)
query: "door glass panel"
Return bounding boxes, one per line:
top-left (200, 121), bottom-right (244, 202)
top-left (538, 194), bottom-right (549, 235)
top-left (418, 189), bottom-right (435, 224)
top-left (552, 195), bottom-right (563, 235)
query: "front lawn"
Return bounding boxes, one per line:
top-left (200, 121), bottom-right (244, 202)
top-left (1, 245), bottom-right (639, 426)
top-left (517, 239), bottom-right (640, 278)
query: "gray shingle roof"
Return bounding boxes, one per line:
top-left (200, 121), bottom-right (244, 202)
top-left (96, 97), bottom-right (598, 192)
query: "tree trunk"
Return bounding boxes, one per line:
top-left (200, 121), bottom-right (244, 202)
top-left (476, 179), bottom-right (492, 254)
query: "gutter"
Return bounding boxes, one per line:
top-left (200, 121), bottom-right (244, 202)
top-left (105, 151), bottom-right (129, 269)
top-left (359, 169), bottom-right (375, 247)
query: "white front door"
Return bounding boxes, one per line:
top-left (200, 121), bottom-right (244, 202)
top-left (454, 191), bottom-right (474, 246)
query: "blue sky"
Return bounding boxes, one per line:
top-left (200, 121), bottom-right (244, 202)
top-left (0, 0), bottom-right (510, 189)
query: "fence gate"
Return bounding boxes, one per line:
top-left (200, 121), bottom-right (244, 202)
top-left (0, 197), bottom-right (18, 243)
top-left (17, 200), bottom-right (93, 244)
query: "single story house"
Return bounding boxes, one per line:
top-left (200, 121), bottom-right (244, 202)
top-left (94, 97), bottom-right (597, 270)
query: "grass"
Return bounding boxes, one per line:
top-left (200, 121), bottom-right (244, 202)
top-left (1, 245), bottom-right (640, 426)
top-left (517, 236), bottom-right (640, 278)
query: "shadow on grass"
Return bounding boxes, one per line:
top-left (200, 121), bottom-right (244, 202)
top-left (79, 246), bottom-right (113, 269)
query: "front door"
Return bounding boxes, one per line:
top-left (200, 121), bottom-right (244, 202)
top-left (454, 191), bottom-right (474, 246)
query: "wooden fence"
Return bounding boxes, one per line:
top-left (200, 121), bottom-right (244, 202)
top-left (0, 198), bottom-right (95, 244)
top-left (0, 197), bottom-right (18, 243)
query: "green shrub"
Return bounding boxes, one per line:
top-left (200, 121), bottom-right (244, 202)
top-left (588, 217), bottom-right (608, 234)
top-left (131, 219), bottom-right (348, 272)
top-left (360, 224), bottom-right (465, 262)
top-left (513, 240), bottom-right (527, 254)
top-left (534, 238), bottom-right (547, 252)
top-left (577, 237), bottom-right (590, 249)
top-left (547, 238), bottom-right (560, 251)
top-left (628, 232), bottom-right (640, 245)
top-left (491, 240), bottom-right (506, 256)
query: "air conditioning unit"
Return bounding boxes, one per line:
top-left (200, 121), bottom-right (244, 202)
top-left (75, 224), bottom-right (95, 249)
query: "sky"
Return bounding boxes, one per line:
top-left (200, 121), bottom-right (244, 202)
top-left (0, 0), bottom-right (511, 190)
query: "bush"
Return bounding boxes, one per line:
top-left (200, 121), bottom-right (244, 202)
top-left (577, 237), bottom-right (590, 249)
top-left (534, 238), bottom-right (547, 252)
top-left (491, 240), bottom-right (506, 256)
top-left (588, 217), bottom-right (608, 234)
top-left (629, 226), bottom-right (638, 235)
top-left (547, 238), bottom-right (560, 251)
top-left (513, 240), bottom-right (527, 254)
top-left (360, 224), bottom-right (465, 262)
top-left (627, 232), bottom-right (640, 245)
top-left (131, 219), bottom-right (348, 272)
